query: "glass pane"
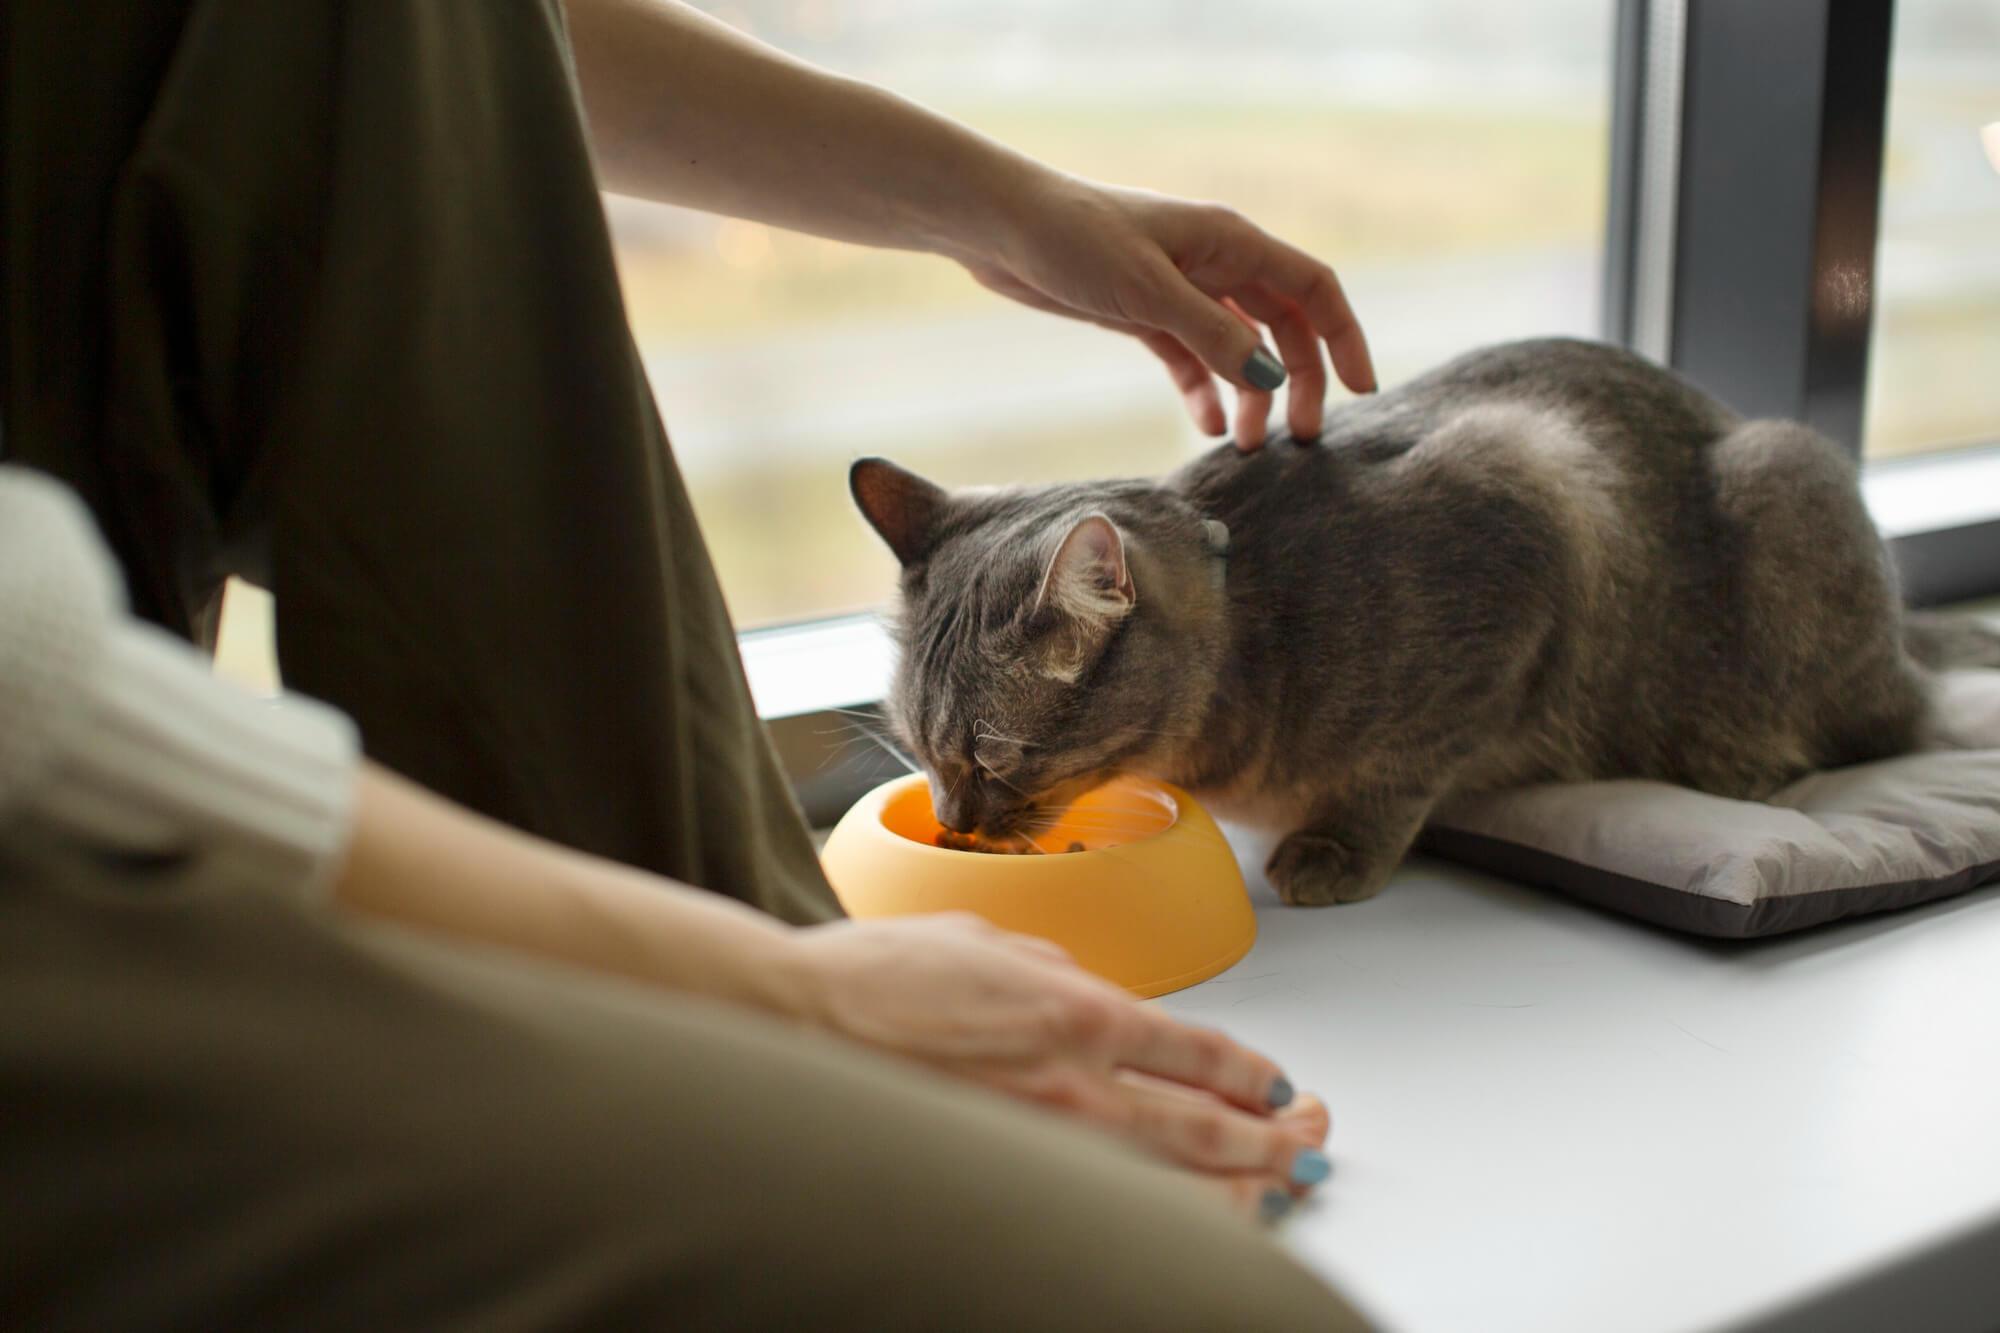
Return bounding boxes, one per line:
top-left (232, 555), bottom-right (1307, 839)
top-left (1865, 0), bottom-right (2000, 460)
top-left (610, 2), bottom-right (1615, 627)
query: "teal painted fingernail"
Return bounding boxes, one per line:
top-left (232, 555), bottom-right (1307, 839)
top-left (1244, 346), bottom-right (1286, 390)
top-left (1267, 1075), bottom-right (1295, 1110)
top-left (1290, 1148), bottom-right (1331, 1187)
top-left (1258, 1189), bottom-right (1294, 1224)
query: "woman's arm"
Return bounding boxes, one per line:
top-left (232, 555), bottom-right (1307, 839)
top-left (338, 764), bottom-right (1332, 1216)
top-left (564, 0), bottom-right (1032, 263)
top-left (560, 0), bottom-right (1374, 446)
top-left (335, 761), bottom-right (811, 1014)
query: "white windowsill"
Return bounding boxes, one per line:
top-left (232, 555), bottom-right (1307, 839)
top-left (740, 613), bottom-right (897, 719)
top-left (1861, 443), bottom-right (2000, 538)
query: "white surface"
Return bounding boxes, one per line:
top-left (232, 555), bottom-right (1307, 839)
top-left (1163, 830), bottom-right (2000, 1333)
top-left (1863, 446), bottom-right (2000, 538)
top-left (740, 615), bottom-right (895, 717)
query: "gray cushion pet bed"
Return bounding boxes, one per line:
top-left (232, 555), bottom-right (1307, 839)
top-left (1421, 669), bottom-right (2000, 938)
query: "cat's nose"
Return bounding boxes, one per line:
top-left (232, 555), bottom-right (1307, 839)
top-left (932, 783), bottom-right (978, 834)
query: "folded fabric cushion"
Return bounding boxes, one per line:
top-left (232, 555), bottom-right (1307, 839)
top-left (1421, 669), bottom-right (2000, 938)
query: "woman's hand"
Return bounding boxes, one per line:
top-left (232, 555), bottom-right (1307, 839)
top-left (962, 176), bottom-right (1376, 450)
top-left (334, 767), bottom-right (1330, 1219)
top-left (787, 912), bottom-right (1332, 1220)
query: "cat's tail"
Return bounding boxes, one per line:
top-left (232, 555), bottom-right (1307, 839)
top-left (1903, 611), bottom-right (2000, 670)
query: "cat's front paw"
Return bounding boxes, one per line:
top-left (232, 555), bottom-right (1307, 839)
top-left (1266, 831), bottom-right (1393, 906)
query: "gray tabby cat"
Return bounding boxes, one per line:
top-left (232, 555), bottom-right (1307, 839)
top-left (851, 337), bottom-right (1990, 906)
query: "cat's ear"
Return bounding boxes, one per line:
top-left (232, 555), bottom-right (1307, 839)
top-left (1036, 514), bottom-right (1136, 622)
top-left (851, 457), bottom-right (949, 566)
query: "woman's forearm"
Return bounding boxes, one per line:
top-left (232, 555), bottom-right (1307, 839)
top-left (334, 766), bottom-right (1327, 1215)
top-left (561, 0), bottom-right (1043, 263)
top-left (334, 762), bottom-right (814, 1015)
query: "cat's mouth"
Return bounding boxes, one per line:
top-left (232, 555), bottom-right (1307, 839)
top-left (975, 771), bottom-right (1114, 843)
top-left (933, 828), bottom-right (1082, 855)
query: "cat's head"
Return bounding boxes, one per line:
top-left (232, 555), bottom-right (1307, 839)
top-left (850, 458), bottom-right (1227, 843)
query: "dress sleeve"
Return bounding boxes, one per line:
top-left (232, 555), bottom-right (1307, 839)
top-left (0, 467), bottom-right (359, 899)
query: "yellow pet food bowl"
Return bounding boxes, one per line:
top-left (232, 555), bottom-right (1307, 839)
top-left (820, 774), bottom-right (1255, 998)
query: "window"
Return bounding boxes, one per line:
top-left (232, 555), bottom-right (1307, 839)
top-left (1864, 0), bottom-right (2000, 460)
top-left (606, 0), bottom-right (1617, 629)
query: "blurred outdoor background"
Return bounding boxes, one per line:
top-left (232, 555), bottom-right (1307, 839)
top-left (1867, 0), bottom-right (2000, 463)
top-left (608, 0), bottom-right (1999, 630)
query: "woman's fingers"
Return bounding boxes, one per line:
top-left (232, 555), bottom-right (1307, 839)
top-left (962, 180), bottom-right (1372, 432)
top-left (1134, 328), bottom-right (1226, 436)
top-left (1270, 299), bottom-right (1328, 443)
top-left (1249, 243), bottom-right (1376, 395)
top-left (1229, 287), bottom-right (1329, 443)
top-left (996, 930), bottom-right (1076, 966)
top-left (1114, 1071), bottom-right (1329, 1183)
top-left (1107, 1003), bottom-right (1295, 1114)
top-left (1213, 296), bottom-right (1273, 450)
top-left (1131, 259), bottom-right (1278, 396)
top-left (1234, 384), bottom-right (1274, 450)
top-left (1209, 1173), bottom-right (1305, 1225)
top-left (1162, 206), bottom-right (1371, 399)
top-left (965, 237), bottom-right (1356, 445)
top-left (1277, 1091), bottom-right (1332, 1146)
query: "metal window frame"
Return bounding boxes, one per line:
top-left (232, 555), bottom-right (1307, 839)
top-left (1604, 0), bottom-right (2000, 607)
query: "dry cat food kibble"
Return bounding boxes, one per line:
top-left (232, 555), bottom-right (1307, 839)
top-left (932, 831), bottom-right (1087, 854)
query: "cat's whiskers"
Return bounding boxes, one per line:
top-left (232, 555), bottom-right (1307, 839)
top-left (814, 733), bottom-right (874, 773)
top-left (813, 722), bottom-right (886, 768)
top-left (817, 716), bottom-right (918, 775)
top-left (821, 706), bottom-right (924, 767)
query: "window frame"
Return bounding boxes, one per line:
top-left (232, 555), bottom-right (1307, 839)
top-left (752, 0), bottom-right (2000, 817)
top-left (1605, 0), bottom-right (2000, 606)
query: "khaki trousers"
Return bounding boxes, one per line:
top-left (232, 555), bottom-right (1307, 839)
top-left (0, 850), bottom-right (1365, 1329)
